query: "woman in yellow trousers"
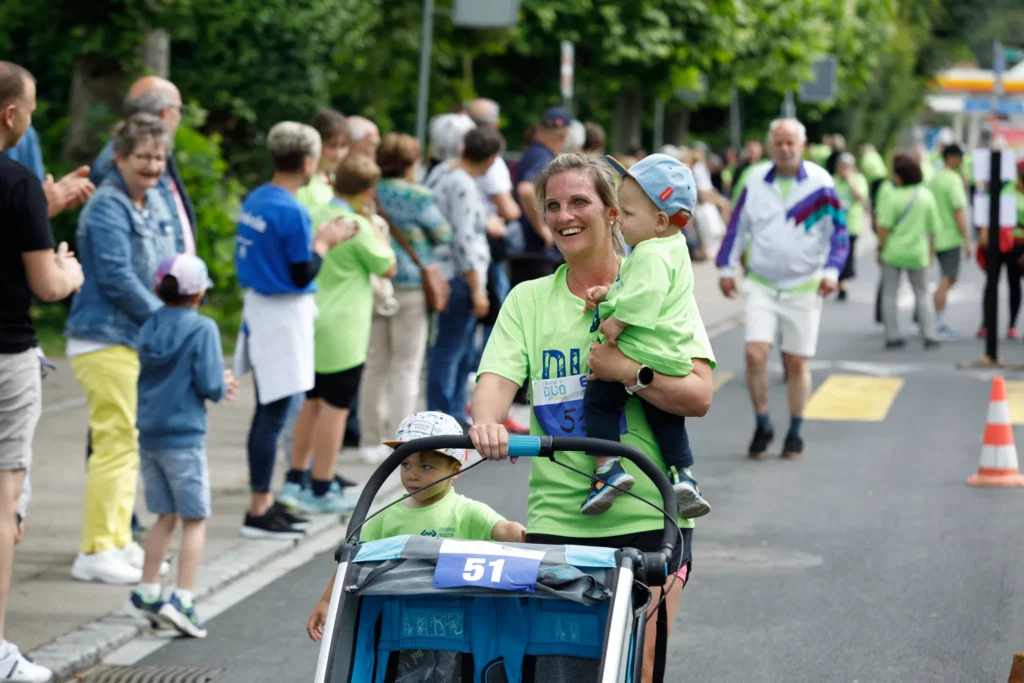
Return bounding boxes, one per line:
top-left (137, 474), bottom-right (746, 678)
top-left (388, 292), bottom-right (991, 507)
top-left (64, 114), bottom-right (180, 584)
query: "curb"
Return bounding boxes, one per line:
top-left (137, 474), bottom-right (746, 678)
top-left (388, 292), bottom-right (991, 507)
top-left (31, 478), bottom-right (401, 682)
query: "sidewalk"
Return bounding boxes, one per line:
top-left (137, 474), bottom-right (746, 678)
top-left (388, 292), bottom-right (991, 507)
top-left (16, 256), bottom-right (745, 681)
top-left (18, 363), bottom-right (395, 679)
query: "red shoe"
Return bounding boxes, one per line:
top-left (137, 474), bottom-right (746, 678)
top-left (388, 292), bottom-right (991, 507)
top-left (1010, 328), bottom-right (1020, 341)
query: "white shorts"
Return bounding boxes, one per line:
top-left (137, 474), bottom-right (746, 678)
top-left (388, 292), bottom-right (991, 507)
top-left (744, 279), bottom-right (823, 358)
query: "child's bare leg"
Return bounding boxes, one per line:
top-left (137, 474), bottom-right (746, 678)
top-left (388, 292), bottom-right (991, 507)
top-left (176, 519), bottom-right (207, 592)
top-left (593, 456), bottom-right (614, 470)
top-left (290, 399), bottom-right (321, 471)
top-left (142, 514), bottom-right (177, 584)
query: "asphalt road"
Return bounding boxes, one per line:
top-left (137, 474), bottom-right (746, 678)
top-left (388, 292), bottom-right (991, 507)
top-left (131, 253), bottom-right (1024, 682)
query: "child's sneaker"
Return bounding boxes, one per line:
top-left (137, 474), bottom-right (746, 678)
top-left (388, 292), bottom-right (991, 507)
top-left (158, 593), bottom-right (207, 638)
top-left (580, 459), bottom-right (636, 515)
top-left (276, 482), bottom-right (304, 509)
top-left (669, 467), bottom-right (711, 518)
top-left (298, 481), bottom-right (357, 515)
top-left (129, 589), bottom-right (166, 629)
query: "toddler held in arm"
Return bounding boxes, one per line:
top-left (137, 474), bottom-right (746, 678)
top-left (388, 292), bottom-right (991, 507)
top-left (579, 153), bottom-right (716, 520)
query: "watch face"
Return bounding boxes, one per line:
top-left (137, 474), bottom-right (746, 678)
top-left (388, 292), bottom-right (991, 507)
top-left (639, 366), bottom-right (655, 384)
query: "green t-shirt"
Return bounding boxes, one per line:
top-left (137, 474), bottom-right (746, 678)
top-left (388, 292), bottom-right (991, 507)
top-left (297, 174), bottom-right (334, 211)
top-left (361, 490), bottom-right (505, 542)
top-left (860, 150), bottom-right (888, 183)
top-left (598, 234), bottom-right (715, 376)
top-left (776, 176), bottom-right (796, 202)
top-left (308, 201), bottom-right (396, 373)
top-left (478, 263), bottom-right (715, 538)
top-left (808, 144), bottom-right (832, 166)
top-left (928, 168), bottom-right (968, 252)
top-left (834, 172), bottom-right (869, 237)
top-left (876, 184), bottom-right (939, 270)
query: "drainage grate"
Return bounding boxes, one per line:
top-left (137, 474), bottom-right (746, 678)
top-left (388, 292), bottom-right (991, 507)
top-left (82, 665), bottom-right (228, 683)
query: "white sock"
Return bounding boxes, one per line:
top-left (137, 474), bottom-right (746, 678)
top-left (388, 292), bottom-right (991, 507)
top-left (595, 458), bottom-right (618, 474)
top-left (936, 311), bottom-right (945, 325)
top-left (173, 588), bottom-right (194, 606)
top-left (137, 582), bottom-right (161, 601)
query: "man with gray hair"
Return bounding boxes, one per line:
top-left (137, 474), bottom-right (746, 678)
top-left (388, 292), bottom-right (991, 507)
top-left (346, 116), bottom-right (380, 159)
top-left (233, 121), bottom-right (356, 539)
top-left (89, 76), bottom-right (195, 255)
top-left (717, 118), bottom-right (849, 461)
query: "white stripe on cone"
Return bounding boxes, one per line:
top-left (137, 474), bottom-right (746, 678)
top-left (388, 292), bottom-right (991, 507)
top-left (987, 400), bottom-right (1012, 426)
top-left (980, 444), bottom-right (1020, 470)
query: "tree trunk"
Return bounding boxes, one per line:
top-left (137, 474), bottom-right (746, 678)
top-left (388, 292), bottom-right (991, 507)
top-left (141, 28), bottom-right (170, 78)
top-left (612, 86), bottom-right (643, 154)
top-left (62, 54), bottom-right (125, 166)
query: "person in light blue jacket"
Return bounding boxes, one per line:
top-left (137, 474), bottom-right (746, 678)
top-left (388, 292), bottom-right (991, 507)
top-left (130, 253), bottom-right (238, 639)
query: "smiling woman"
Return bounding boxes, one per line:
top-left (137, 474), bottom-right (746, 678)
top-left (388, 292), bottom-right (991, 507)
top-left (63, 112), bottom-right (182, 585)
top-left (469, 152), bottom-right (715, 683)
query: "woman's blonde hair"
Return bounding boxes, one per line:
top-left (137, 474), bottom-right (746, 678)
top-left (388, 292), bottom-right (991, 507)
top-left (532, 152), bottom-right (626, 256)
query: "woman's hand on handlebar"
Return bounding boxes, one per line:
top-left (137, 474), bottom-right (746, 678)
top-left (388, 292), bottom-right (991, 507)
top-left (469, 422), bottom-right (515, 462)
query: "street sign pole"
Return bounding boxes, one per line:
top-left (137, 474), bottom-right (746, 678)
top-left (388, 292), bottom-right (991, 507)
top-left (984, 148), bottom-right (1002, 363)
top-left (560, 41), bottom-right (574, 116)
top-left (414, 0), bottom-right (436, 151)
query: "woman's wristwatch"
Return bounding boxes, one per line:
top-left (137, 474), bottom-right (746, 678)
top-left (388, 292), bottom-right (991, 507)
top-left (624, 364), bottom-right (655, 395)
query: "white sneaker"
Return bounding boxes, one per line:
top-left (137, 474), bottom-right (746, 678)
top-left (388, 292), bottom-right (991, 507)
top-left (118, 542), bottom-right (170, 576)
top-left (358, 445), bottom-right (391, 465)
top-left (71, 550), bottom-right (142, 585)
top-left (0, 646), bottom-right (52, 682)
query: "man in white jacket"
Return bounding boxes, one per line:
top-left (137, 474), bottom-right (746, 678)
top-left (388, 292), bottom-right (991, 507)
top-left (716, 118), bottom-right (849, 460)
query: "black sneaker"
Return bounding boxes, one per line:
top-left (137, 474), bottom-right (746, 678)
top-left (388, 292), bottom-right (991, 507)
top-left (269, 501), bottom-right (310, 529)
top-left (923, 338), bottom-right (941, 350)
top-left (885, 339), bottom-right (906, 349)
top-left (240, 511), bottom-right (306, 540)
top-left (781, 433), bottom-right (804, 460)
top-left (334, 474), bottom-right (357, 489)
top-left (837, 289), bottom-right (847, 302)
top-left (748, 427), bottom-right (774, 459)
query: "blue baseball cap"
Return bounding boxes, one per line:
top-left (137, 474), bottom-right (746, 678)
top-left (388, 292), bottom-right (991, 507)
top-left (606, 153), bottom-right (697, 228)
top-left (541, 106), bottom-right (573, 129)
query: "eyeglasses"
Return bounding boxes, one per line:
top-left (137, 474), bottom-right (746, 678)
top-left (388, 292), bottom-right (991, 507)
top-left (130, 153), bottom-right (167, 165)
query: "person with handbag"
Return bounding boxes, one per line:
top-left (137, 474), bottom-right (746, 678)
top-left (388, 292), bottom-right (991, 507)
top-left (875, 153), bottom-right (941, 349)
top-left (359, 133), bottom-right (454, 463)
top-left (423, 126), bottom-right (502, 429)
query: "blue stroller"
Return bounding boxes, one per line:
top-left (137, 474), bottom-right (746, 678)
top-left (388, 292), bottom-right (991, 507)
top-left (313, 435), bottom-right (684, 683)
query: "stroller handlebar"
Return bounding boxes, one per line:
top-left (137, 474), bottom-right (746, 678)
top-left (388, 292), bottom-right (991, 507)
top-left (344, 435), bottom-right (681, 584)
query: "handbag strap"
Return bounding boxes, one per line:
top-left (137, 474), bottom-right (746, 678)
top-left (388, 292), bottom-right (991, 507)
top-left (376, 205), bottom-right (423, 268)
top-left (889, 186), bottom-right (920, 233)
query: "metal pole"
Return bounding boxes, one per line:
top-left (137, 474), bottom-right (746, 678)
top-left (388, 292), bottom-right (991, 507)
top-left (985, 148), bottom-right (1002, 362)
top-left (782, 90), bottom-right (796, 119)
top-left (414, 0), bottom-right (435, 152)
top-left (652, 98), bottom-right (665, 151)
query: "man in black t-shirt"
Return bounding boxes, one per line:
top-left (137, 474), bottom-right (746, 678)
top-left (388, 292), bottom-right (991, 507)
top-left (0, 61), bottom-right (84, 682)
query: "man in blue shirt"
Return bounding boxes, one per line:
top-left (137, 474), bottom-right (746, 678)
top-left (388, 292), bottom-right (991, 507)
top-left (233, 121), bottom-right (355, 540)
top-left (509, 106), bottom-right (572, 287)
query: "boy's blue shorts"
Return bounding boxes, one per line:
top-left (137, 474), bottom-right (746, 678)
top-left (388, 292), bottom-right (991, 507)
top-left (140, 446), bottom-right (211, 520)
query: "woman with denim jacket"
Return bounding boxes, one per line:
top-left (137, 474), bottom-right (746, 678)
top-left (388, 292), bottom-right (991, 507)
top-left (64, 113), bottom-right (179, 585)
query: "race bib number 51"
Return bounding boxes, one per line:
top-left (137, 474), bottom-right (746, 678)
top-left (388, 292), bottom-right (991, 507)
top-left (532, 374), bottom-right (627, 438)
top-left (433, 540), bottom-right (545, 592)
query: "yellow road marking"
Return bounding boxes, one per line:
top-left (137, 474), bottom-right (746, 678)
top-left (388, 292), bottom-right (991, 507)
top-left (803, 374), bottom-right (904, 422)
top-left (1003, 381), bottom-right (1024, 425)
top-left (712, 371), bottom-right (734, 392)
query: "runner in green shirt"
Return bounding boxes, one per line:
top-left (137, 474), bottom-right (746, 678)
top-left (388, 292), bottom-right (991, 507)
top-left (875, 153), bottom-right (941, 348)
top-left (581, 153), bottom-right (715, 520)
top-left (289, 155), bottom-right (397, 515)
top-left (927, 144), bottom-right (972, 337)
top-left (306, 411), bottom-right (526, 643)
top-left (833, 153), bottom-right (869, 301)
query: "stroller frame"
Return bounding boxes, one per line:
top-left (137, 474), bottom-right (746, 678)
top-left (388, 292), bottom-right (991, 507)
top-left (313, 435), bottom-right (682, 683)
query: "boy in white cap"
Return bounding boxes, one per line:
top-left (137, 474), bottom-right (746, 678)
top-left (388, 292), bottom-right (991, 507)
top-left (580, 153), bottom-right (716, 519)
top-left (129, 254), bottom-right (239, 638)
top-left (306, 411), bottom-right (525, 641)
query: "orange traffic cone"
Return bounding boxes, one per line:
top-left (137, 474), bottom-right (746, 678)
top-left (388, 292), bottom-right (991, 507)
top-left (968, 377), bottom-right (1024, 487)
